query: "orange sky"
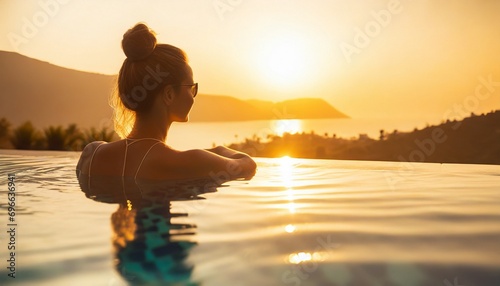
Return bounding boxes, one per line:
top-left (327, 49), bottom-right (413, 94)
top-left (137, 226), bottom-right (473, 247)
top-left (1, 0), bottom-right (499, 123)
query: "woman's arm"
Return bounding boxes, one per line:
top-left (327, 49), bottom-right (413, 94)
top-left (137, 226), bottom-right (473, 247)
top-left (171, 148), bottom-right (257, 182)
top-left (75, 141), bottom-right (106, 178)
top-left (205, 145), bottom-right (249, 159)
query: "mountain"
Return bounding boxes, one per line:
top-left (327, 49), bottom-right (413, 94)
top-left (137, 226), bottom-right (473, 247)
top-left (191, 96), bottom-right (349, 121)
top-left (0, 51), bottom-right (116, 129)
top-left (0, 51), bottom-right (348, 128)
top-left (256, 98), bottom-right (348, 119)
top-left (190, 95), bottom-right (269, 121)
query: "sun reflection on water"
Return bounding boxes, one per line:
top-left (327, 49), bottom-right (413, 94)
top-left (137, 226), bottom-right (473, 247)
top-left (280, 156), bottom-right (294, 189)
top-left (272, 119), bottom-right (302, 136)
top-left (289, 252), bottom-right (311, 264)
top-left (288, 252), bottom-right (327, 264)
top-left (280, 156), bottom-right (297, 214)
top-left (285, 224), bottom-right (296, 233)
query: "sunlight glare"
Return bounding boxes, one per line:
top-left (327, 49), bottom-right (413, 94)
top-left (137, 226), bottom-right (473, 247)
top-left (288, 252), bottom-right (311, 264)
top-left (288, 251), bottom-right (327, 264)
top-left (285, 224), bottom-right (296, 233)
top-left (280, 156), bottom-right (298, 213)
top-left (256, 31), bottom-right (313, 89)
top-left (280, 155), bottom-right (293, 187)
top-left (273, 119), bottom-right (302, 137)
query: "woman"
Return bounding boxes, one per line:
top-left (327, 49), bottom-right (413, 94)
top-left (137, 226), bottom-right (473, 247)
top-left (76, 23), bottom-right (256, 182)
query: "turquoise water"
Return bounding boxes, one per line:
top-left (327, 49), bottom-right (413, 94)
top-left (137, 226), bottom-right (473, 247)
top-left (0, 150), bottom-right (499, 285)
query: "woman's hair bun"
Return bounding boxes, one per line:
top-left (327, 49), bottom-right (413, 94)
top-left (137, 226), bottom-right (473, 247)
top-left (122, 23), bottom-right (157, 61)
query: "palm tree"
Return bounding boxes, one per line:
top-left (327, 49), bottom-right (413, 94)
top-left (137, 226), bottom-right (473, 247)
top-left (11, 121), bottom-right (41, 150)
top-left (43, 124), bottom-right (85, 151)
top-left (0, 117), bottom-right (10, 139)
top-left (65, 124), bottom-right (84, 151)
top-left (44, 126), bottom-right (66, 150)
top-left (0, 118), bottom-right (12, 149)
top-left (82, 127), bottom-right (115, 148)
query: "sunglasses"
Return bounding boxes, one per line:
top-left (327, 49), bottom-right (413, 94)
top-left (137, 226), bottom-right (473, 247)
top-left (173, 83), bottom-right (198, 98)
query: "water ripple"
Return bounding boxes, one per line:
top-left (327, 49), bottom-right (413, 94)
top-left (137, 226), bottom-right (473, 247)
top-left (1, 152), bottom-right (499, 285)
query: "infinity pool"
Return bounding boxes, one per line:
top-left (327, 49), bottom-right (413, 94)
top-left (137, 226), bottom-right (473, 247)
top-left (0, 150), bottom-right (499, 285)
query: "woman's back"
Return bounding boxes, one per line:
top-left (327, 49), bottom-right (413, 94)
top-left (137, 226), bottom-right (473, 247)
top-left (77, 139), bottom-right (256, 181)
top-left (78, 139), bottom-right (168, 179)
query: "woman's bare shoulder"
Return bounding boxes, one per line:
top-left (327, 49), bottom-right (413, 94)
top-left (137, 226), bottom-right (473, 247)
top-left (81, 141), bottom-right (110, 158)
top-left (76, 141), bottom-right (109, 174)
top-left (83, 140), bottom-right (108, 150)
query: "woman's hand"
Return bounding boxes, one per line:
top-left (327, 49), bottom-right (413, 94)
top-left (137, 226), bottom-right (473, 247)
top-left (206, 146), bottom-right (247, 159)
top-left (204, 146), bottom-right (257, 179)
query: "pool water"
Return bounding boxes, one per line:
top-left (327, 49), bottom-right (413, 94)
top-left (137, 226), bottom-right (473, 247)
top-left (0, 150), bottom-right (499, 285)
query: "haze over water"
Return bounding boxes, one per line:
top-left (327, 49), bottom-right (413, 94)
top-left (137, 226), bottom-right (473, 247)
top-left (168, 118), bottom-right (434, 150)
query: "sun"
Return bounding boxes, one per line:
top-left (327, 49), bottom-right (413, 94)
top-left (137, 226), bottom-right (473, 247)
top-left (255, 31), bottom-right (313, 90)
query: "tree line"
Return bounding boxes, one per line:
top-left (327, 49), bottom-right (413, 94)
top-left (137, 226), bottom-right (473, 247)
top-left (0, 118), bottom-right (116, 151)
top-left (228, 111), bottom-right (500, 165)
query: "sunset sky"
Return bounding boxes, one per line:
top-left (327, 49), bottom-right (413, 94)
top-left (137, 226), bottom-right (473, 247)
top-left (1, 0), bottom-right (500, 123)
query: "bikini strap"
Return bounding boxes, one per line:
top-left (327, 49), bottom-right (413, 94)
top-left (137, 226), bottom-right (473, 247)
top-left (134, 141), bottom-right (163, 181)
top-left (122, 138), bottom-right (165, 177)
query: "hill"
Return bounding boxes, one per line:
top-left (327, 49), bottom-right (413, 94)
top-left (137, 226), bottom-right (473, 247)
top-left (228, 111), bottom-right (500, 165)
top-left (0, 51), bottom-right (115, 129)
top-left (190, 95), bottom-right (268, 121)
top-left (0, 51), bottom-right (348, 128)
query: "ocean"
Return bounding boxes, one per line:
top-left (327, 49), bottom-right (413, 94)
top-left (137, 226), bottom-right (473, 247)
top-left (167, 118), bottom-right (432, 150)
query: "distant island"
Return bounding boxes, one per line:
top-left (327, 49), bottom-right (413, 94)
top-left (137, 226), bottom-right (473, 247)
top-left (228, 111), bottom-right (500, 165)
top-left (0, 51), bottom-right (347, 129)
